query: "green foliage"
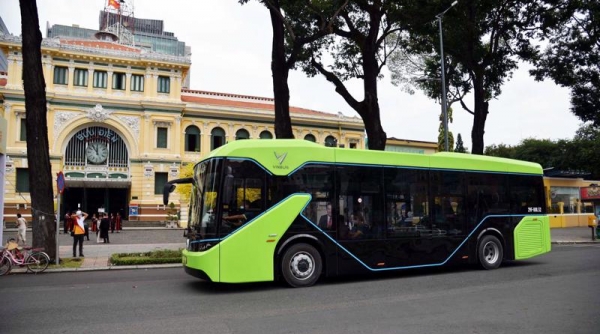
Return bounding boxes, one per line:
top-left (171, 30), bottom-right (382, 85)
top-left (110, 249), bottom-right (183, 266)
top-left (531, 0), bottom-right (600, 125)
top-left (438, 107), bottom-right (454, 151)
top-left (484, 124), bottom-right (600, 179)
top-left (175, 163), bottom-right (194, 203)
top-left (454, 133), bottom-right (467, 153)
top-left (484, 143), bottom-right (516, 159)
top-left (395, 0), bottom-right (544, 154)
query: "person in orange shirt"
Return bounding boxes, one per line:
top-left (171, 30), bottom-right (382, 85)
top-left (71, 210), bottom-right (88, 258)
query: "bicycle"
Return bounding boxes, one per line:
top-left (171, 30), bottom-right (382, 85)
top-left (0, 242), bottom-right (50, 276)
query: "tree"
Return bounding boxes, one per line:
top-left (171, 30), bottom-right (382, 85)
top-left (400, 0), bottom-right (542, 154)
top-left (531, 0), bottom-right (600, 125)
top-left (19, 0), bottom-right (56, 259)
top-left (484, 143), bottom-right (516, 159)
top-left (438, 106), bottom-right (454, 151)
top-left (239, 0), bottom-right (347, 138)
top-left (306, 1), bottom-right (408, 150)
top-left (454, 133), bottom-right (467, 153)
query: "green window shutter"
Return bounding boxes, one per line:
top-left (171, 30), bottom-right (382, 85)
top-left (74, 69), bottom-right (88, 86)
top-left (154, 172), bottom-right (168, 195)
top-left (158, 76), bottom-right (170, 93)
top-left (93, 71), bottom-right (107, 88)
top-left (185, 126), bottom-right (200, 152)
top-left (16, 168), bottom-right (30, 193)
top-left (53, 66), bottom-right (67, 85)
top-left (112, 73), bottom-right (125, 90)
top-left (20, 119), bottom-right (27, 141)
top-left (157, 127), bottom-right (168, 148)
top-left (131, 74), bottom-right (144, 91)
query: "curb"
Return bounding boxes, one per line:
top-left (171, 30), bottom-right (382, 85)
top-left (552, 241), bottom-right (598, 245)
top-left (6, 263), bottom-right (182, 275)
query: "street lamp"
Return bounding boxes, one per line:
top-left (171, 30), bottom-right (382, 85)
top-left (436, 0), bottom-right (458, 152)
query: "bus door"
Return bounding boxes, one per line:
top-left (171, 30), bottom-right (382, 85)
top-left (426, 171), bottom-right (468, 264)
top-left (336, 166), bottom-right (386, 274)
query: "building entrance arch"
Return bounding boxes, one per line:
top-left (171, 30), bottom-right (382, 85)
top-left (61, 126), bottom-right (131, 219)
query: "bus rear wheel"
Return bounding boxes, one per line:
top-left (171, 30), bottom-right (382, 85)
top-left (281, 243), bottom-right (322, 288)
top-left (478, 235), bottom-right (503, 270)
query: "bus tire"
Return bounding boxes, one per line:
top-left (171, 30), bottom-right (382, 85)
top-left (478, 235), bottom-right (503, 270)
top-left (281, 243), bottom-right (322, 288)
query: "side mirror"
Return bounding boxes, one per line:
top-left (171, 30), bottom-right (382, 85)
top-left (163, 183), bottom-right (176, 205)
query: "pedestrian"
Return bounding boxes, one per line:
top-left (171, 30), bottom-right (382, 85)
top-left (84, 218), bottom-right (90, 241)
top-left (16, 213), bottom-right (27, 245)
top-left (64, 211), bottom-right (72, 234)
top-left (71, 210), bottom-right (88, 258)
top-left (110, 213), bottom-right (115, 233)
top-left (115, 212), bottom-right (122, 233)
top-left (92, 214), bottom-right (101, 243)
top-left (99, 212), bottom-right (110, 244)
top-left (91, 213), bottom-right (98, 234)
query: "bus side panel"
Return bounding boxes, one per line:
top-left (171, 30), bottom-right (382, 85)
top-left (514, 215), bottom-right (551, 260)
top-left (219, 194), bottom-right (311, 283)
top-left (183, 246), bottom-right (220, 282)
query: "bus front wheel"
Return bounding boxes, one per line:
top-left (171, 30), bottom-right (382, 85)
top-left (478, 235), bottom-right (503, 270)
top-left (281, 243), bottom-right (322, 288)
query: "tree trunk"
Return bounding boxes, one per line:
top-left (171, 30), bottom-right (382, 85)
top-left (470, 74), bottom-right (488, 155)
top-left (19, 0), bottom-right (56, 259)
top-left (269, 2), bottom-right (294, 139)
top-left (361, 48), bottom-right (386, 150)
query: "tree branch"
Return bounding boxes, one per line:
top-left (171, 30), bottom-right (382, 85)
top-left (459, 97), bottom-right (474, 115)
top-left (263, 0), bottom-right (295, 41)
top-left (311, 58), bottom-right (362, 112)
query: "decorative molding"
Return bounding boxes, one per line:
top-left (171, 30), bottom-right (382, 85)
top-left (3, 103), bottom-right (11, 113)
top-left (53, 111), bottom-right (80, 141)
top-left (116, 115), bottom-right (140, 143)
top-left (153, 120), bottom-right (172, 128)
top-left (86, 104), bottom-right (113, 122)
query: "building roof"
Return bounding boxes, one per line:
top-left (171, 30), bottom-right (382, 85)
top-left (60, 39), bottom-right (142, 53)
top-left (181, 89), bottom-right (356, 120)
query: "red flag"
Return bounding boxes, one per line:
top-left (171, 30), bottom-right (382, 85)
top-left (108, 0), bottom-right (120, 9)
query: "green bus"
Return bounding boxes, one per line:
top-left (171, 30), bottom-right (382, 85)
top-left (164, 139), bottom-right (551, 287)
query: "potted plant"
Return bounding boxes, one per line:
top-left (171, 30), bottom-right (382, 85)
top-left (166, 202), bottom-right (179, 228)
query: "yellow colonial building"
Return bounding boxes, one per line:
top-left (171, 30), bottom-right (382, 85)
top-left (0, 33), bottom-right (365, 223)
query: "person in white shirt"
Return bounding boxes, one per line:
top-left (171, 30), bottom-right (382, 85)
top-left (16, 213), bottom-right (27, 245)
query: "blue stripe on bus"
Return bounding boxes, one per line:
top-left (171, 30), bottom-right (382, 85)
top-left (301, 213), bottom-right (545, 272)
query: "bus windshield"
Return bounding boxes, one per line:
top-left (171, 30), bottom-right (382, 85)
top-left (190, 158), bottom-right (222, 240)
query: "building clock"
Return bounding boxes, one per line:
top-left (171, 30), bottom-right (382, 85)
top-left (86, 142), bottom-right (109, 164)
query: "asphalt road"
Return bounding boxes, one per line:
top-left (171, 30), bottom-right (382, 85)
top-left (1, 245), bottom-right (599, 334)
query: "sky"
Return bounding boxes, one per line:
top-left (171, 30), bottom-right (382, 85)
top-left (1, 0), bottom-right (583, 150)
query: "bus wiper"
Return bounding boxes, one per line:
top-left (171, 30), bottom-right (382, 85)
top-left (163, 177), bottom-right (195, 205)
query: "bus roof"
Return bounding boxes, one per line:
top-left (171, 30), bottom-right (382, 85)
top-left (205, 139), bottom-right (543, 176)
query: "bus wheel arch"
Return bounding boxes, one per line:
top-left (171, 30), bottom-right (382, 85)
top-left (477, 233), bottom-right (504, 270)
top-left (277, 237), bottom-right (325, 288)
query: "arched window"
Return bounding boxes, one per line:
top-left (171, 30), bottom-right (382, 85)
top-left (259, 130), bottom-right (273, 139)
top-left (211, 127), bottom-right (226, 150)
top-left (185, 125), bottom-right (201, 152)
top-left (304, 134), bottom-right (316, 142)
top-left (235, 129), bottom-right (250, 140)
top-left (324, 135), bottom-right (337, 147)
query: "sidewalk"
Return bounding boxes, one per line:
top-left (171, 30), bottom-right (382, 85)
top-left (3, 226), bottom-right (597, 274)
